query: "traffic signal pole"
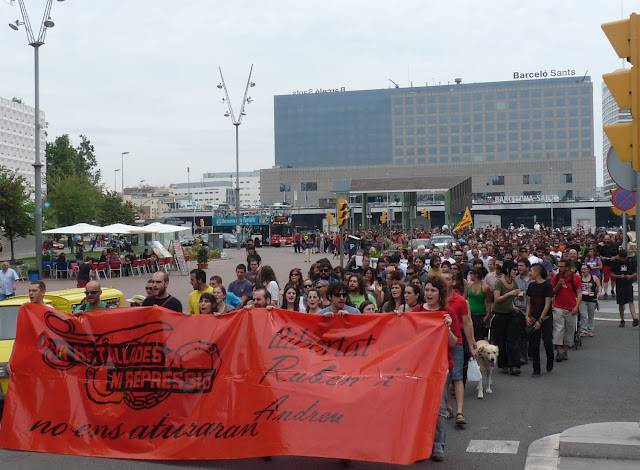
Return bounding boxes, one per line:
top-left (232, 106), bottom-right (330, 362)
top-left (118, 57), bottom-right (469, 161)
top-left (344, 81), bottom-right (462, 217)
top-left (636, 173), bottom-right (640, 368)
top-left (339, 226), bottom-right (344, 269)
top-left (602, 12), bottom-right (640, 370)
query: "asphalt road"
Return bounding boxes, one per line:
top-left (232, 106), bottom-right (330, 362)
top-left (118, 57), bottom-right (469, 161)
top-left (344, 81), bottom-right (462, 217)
top-left (2, 247), bottom-right (640, 469)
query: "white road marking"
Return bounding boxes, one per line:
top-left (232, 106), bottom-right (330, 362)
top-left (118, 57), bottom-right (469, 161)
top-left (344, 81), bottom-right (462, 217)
top-left (466, 440), bottom-right (520, 454)
top-left (595, 317), bottom-right (623, 321)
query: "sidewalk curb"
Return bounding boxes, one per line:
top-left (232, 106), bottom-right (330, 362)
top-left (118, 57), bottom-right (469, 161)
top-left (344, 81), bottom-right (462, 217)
top-left (524, 433), bottom-right (560, 470)
top-left (559, 422), bottom-right (640, 460)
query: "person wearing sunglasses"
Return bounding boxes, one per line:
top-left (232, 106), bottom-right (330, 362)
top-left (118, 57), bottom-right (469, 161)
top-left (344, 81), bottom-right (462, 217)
top-left (316, 259), bottom-right (340, 285)
top-left (145, 279), bottom-right (154, 297)
top-left (318, 282), bottom-right (360, 316)
top-left (73, 281), bottom-right (107, 313)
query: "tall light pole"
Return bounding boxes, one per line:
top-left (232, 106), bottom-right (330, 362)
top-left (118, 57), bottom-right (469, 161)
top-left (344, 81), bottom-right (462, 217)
top-left (8, 0), bottom-right (65, 278)
top-left (113, 168), bottom-right (120, 192)
top-left (217, 64), bottom-right (255, 249)
top-left (121, 151), bottom-right (130, 195)
top-left (548, 165), bottom-right (554, 230)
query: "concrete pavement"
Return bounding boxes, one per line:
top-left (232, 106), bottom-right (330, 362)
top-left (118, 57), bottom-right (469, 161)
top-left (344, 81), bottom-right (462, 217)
top-left (2, 247), bottom-right (640, 469)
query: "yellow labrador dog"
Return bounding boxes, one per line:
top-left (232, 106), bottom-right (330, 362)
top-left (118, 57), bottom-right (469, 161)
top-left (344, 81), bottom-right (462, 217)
top-left (476, 340), bottom-right (499, 399)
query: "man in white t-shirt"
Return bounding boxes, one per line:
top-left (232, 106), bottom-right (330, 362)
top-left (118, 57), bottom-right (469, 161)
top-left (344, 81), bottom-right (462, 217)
top-left (0, 262), bottom-right (20, 300)
top-left (549, 243), bottom-right (563, 261)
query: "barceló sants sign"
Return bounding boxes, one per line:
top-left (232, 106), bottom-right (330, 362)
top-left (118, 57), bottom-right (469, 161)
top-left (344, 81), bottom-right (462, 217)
top-left (513, 69), bottom-right (576, 79)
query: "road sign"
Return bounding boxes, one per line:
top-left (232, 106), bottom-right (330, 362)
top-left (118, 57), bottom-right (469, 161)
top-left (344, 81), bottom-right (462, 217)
top-left (607, 147), bottom-right (636, 191)
top-left (611, 187), bottom-right (636, 211)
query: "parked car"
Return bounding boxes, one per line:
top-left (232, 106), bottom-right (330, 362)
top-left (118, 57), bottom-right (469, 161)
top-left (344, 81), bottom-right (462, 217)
top-left (0, 287), bottom-right (124, 414)
top-left (222, 233), bottom-right (239, 248)
top-left (43, 240), bottom-right (64, 250)
top-left (179, 234), bottom-right (195, 246)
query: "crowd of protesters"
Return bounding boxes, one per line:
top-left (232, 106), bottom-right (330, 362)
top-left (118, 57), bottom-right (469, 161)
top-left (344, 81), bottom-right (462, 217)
top-left (23, 225), bottom-right (635, 463)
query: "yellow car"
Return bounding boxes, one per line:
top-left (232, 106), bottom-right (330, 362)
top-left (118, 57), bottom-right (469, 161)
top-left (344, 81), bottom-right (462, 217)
top-left (0, 287), bottom-right (124, 404)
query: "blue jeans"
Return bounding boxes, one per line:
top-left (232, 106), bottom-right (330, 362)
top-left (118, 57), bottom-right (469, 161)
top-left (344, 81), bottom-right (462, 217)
top-left (432, 383), bottom-right (448, 455)
top-left (579, 301), bottom-right (596, 333)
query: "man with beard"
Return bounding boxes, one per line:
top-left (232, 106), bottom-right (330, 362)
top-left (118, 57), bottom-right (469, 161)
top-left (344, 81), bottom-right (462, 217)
top-left (188, 268), bottom-right (214, 314)
top-left (143, 271), bottom-right (183, 312)
top-left (28, 281), bottom-right (47, 305)
top-left (319, 282), bottom-right (360, 315)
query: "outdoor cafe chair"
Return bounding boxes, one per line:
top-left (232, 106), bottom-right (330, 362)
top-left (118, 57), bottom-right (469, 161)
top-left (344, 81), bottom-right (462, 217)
top-left (108, 260), bottom-right (122, 278)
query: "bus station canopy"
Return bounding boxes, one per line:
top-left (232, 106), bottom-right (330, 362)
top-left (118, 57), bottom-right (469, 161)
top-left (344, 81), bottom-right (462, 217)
top-left (348, 176), bottom-right (468, 193)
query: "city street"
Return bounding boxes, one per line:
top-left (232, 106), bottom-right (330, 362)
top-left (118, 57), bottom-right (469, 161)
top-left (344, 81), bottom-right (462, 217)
top-left (2, 247), bottom-right (640, 469)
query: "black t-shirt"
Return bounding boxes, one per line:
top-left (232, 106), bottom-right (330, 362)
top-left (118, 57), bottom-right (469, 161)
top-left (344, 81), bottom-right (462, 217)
top-left (599, 243), bottom-right (619, 265)
top-left (611, 257), bottom-right (636, 288)
top-left (78, 262), bottom-right (91, 282)
top-left (526, 280), bottom-right (554, 320)
top-left (142, 295), bottom-right (183, 312)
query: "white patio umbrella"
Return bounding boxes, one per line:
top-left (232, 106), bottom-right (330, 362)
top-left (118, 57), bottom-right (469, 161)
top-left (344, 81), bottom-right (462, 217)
top-left (142, 222), bottom-right (191, 234)
top-left (99, 223), bottom-right (140, 234)
top-left (42, 223), bottom-right (105, 234)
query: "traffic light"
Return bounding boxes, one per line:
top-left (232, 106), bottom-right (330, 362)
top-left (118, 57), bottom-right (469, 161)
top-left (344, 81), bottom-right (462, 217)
top-left (602, 14), bottom-right (640, 170)
top-left (380, 210), bottom-right (388, 224)
top-left (337, 197), bottom-right (348, 227)
top-left (326, 212), bottom-right (335, 225)
top-left (420, 208), bottom-right (430, 219)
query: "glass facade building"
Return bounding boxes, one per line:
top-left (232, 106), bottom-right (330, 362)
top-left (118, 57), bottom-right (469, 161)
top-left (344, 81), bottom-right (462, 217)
top-left (274, 77), bottom-right (593, 169)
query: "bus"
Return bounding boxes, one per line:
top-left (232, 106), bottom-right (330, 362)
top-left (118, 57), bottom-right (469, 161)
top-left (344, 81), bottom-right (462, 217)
top-left (268, 215), bottom-right (293, 246)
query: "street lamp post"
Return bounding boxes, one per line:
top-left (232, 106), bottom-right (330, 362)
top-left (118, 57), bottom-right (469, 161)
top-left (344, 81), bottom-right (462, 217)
top-left (217, 65), bottom-right (255, 250)
top-left (548, 165), bottom-right (554, 230)
top-left (113, 168), bottom-right (120, 192)
top-left (8, 0), bottom-right (65, 279)
top-left (121, 151), bottom-right (130, 195)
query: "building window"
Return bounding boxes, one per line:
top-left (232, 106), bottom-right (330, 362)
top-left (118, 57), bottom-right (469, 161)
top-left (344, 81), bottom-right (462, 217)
top-left (300, 182), bottom-right (317, 191)
top-left (523, 174), bottom-right (543, 185)
top-left (485, 175), bottom-right (504, 186)
top-left (561, 173), bottom-right (573, 183)
top-left (559, 190), bottom-right (574, 201)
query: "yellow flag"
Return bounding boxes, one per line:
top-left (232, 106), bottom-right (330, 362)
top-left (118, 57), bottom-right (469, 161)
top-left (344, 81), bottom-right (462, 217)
top-left (453, 207), bottom-right (473, 232)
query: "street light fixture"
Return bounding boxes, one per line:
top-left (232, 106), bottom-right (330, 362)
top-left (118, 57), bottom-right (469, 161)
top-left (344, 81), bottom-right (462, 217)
top-left (217, 64), bottom-right (255, 250)
top-left (7, 0), bottom-right (66, 279)
top-left (121, 151), bottom-right (130, 195)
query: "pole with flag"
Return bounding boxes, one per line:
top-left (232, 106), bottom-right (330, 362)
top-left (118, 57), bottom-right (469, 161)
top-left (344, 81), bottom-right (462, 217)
top-left (453, 207), bottom-right (473, 233)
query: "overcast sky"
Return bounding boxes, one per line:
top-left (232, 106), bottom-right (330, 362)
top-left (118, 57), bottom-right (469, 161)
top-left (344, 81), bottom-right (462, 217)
top-left (2, 0), bottom-right (637, 189)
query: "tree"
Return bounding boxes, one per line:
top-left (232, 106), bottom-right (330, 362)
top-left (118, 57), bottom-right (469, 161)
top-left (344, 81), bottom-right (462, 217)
top-left (76, 134), bottom-right (101, 185)
top-left (46, 134), bottom-right (100, 185)
top-left (0, 167), bottom-right (34, 262)
top-left (97, 191), bottom-right (136, 225)
top-left (47, 174), bottom-right (101, 227)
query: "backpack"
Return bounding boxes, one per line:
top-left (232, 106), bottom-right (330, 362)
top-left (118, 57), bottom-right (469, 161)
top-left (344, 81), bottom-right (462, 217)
top-left (558, 273), bottom-right (579, 294)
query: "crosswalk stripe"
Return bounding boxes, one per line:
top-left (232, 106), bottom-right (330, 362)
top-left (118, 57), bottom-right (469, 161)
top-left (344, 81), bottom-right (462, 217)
top-left (466, 440), bottom-right (520, 454)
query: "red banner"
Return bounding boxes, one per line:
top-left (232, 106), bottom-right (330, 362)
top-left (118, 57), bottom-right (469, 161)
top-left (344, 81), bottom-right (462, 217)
top-left (0, 305), bottom-right (448, 465)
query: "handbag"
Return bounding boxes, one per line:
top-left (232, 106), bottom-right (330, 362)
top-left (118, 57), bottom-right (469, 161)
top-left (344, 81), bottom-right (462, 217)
top-left (467, 359), bottom-right (482, 383)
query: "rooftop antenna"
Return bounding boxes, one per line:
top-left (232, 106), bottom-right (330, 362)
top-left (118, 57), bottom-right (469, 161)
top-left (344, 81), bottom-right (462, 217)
top-left (580, 70), bottom-right (588, 82)
top-left (388, 78), bottom-right (399, 88)
top-left (455, 78), bottom-right (463, 85)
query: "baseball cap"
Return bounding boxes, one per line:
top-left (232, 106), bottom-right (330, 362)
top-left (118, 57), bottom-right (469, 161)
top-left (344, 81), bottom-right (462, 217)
top-left (126, 294), bottom-right (146, 304)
